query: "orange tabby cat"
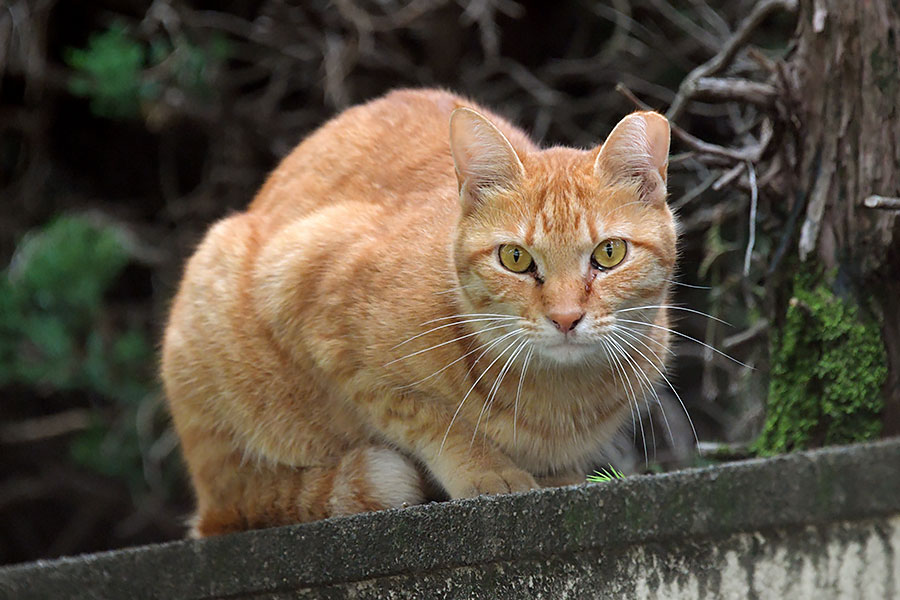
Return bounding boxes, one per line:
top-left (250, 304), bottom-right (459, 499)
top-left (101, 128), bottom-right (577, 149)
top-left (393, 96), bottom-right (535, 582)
top-left (161, 88), bottom-right (675, 537)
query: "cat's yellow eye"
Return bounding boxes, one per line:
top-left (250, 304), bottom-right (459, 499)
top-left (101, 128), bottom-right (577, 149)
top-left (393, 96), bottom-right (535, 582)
top-left (499, 244), bottom-right (534, 273)
top-left (592, 238), bottom-right (627, 269)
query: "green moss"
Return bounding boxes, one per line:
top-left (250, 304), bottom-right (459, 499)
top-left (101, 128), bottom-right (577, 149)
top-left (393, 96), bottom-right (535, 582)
top-left (754, 271), bottom-right (886, 455)
top-left (562, 504), bottom-right (591, 544)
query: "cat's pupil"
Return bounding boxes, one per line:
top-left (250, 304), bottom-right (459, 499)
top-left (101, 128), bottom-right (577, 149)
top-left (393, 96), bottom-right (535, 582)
top-left (605, 243), bottom-right (613, 257)
top-left (513, 248), bottom-right (521, 262)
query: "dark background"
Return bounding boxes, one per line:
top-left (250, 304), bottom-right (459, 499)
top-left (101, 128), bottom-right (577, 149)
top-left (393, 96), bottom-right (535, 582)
top-left (1, 0), bottom-right (796, 565)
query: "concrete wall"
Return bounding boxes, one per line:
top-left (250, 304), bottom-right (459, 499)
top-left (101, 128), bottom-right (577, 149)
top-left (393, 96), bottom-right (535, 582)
top-left (2, 439), bottom-right (899, 599)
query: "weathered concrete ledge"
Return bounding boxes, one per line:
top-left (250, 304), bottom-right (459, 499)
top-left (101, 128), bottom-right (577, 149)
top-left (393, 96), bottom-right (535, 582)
top-left (2, 439), bottom-right (899, 599)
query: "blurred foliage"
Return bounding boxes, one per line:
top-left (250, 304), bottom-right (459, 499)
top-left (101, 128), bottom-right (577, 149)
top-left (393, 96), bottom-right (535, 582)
top-left (0, 216), bottom-right (161, 490)
top-left (1, 217), bottom-right (134, 387)
top-left (755, 271), bottom-right (887, 455)
top-left (65, 25), bottom-right (151, 119)
top-left (65, 23), bottom-right (229, 119)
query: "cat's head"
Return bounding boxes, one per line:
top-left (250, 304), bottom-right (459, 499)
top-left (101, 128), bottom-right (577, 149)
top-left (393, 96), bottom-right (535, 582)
top-left (449, 107), bottom-right (676, 366)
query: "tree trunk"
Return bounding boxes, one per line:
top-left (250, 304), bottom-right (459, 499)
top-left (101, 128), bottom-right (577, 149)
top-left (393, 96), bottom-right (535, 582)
top-left (760, 0), bottom-right (900, 451)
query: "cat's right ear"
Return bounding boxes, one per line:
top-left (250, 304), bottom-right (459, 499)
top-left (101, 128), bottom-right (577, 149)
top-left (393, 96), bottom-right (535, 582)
top-left (449, 108), bottom-right (525, 210)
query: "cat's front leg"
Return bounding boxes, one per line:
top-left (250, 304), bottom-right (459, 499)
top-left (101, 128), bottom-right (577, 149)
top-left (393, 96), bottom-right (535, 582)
top-left (367, 394), bottom-right (539, 499)
top-left (431, 434), bottom-right (540, 498)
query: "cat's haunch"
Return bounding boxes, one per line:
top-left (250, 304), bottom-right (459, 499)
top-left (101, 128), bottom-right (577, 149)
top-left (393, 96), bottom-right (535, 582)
top-left (161, 88), bottom-right (675, 537)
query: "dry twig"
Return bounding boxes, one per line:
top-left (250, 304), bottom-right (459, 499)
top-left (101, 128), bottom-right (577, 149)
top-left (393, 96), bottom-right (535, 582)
top-left (863, 195), bottom-right (900, 210)
top-left (666, 0), bottom-right (799, 122)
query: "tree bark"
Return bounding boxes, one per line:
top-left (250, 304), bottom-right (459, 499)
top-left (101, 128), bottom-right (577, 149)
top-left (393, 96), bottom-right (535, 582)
top-left (790, 0), bottom-right (900, 434)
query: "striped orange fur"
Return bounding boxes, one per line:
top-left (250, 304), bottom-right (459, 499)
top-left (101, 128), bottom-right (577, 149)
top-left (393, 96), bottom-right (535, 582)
top-left (161, 88), bottom-right (676, 537)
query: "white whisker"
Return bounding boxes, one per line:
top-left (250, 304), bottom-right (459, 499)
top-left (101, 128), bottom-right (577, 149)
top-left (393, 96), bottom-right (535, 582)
top-left (393, 315), bottom-right (521, 349)
top-left (604, 335), bottom-right (646, 465)
top-left (615, 305), bottom-right (731, 326)
top-left (396, 328), bottom-right (523, 389)
top-left (419, 313), bottom-right (522, 325)
top-left (610, 329), bottom-right (699, 450)
top-left (439, 333), bottom-right (526, 455)
top-left (664, 279), bottom-right (711, 290)
top-left (613, 325), bottom-right (666, 368)
top-left (612, 325), bottom-right (677, 448)
top-left (608, 333), bottom-right (660, 456)
top-left (613, 323), bottom-right (676, 357)
top-left (609, 329), bottom-right (675, 448)
top-left (600, 338), bottom-right (635, 445)
top-left (606, 336), bottom-right (649, 465)
top-left (460, 328), bottom-right (525, 382)
top-left (513, 345), bottom-right (533, 447)
top-left (616, 318), bottom-right (752, 369)
top-left (386, 322), bottom-right (516, 365)
top-left (433, 283), bottom-right (479, 296)
top-left (472, 337), bottom-right (529, 446)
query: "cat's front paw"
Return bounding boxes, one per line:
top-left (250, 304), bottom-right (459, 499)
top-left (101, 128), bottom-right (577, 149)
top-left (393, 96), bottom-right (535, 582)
top-left (450, 467), bottom-right (539, 499)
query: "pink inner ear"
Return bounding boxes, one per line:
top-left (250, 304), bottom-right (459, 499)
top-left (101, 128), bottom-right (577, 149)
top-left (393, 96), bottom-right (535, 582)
top-left (642, 113), bottom-right (671, 182)
top-left (594, 111), bottom-right (671, 195)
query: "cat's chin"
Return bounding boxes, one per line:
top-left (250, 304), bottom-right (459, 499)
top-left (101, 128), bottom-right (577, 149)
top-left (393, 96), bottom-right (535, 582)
top-left (538, 341), bottom-right (599, 366)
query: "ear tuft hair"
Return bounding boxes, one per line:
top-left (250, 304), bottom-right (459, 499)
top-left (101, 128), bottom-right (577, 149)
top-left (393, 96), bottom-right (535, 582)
top-left (594, 111), bottom-right (670, 204)
top-left (449, 107), bottom-right (525, 210)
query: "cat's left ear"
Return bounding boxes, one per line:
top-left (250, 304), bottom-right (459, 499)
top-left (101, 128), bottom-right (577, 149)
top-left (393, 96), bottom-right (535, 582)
top-left (449, 107), bottom-right (526, 209)
top-left (594, 111), bottom-right (670, 205)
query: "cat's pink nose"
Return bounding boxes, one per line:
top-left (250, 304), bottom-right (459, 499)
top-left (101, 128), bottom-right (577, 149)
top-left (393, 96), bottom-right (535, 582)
top-left (548, 311), bottom-right (584, 333)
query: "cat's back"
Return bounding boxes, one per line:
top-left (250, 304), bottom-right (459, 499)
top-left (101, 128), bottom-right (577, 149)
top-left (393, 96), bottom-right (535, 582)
top-left (248, 88), bottom-right (534, 225)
